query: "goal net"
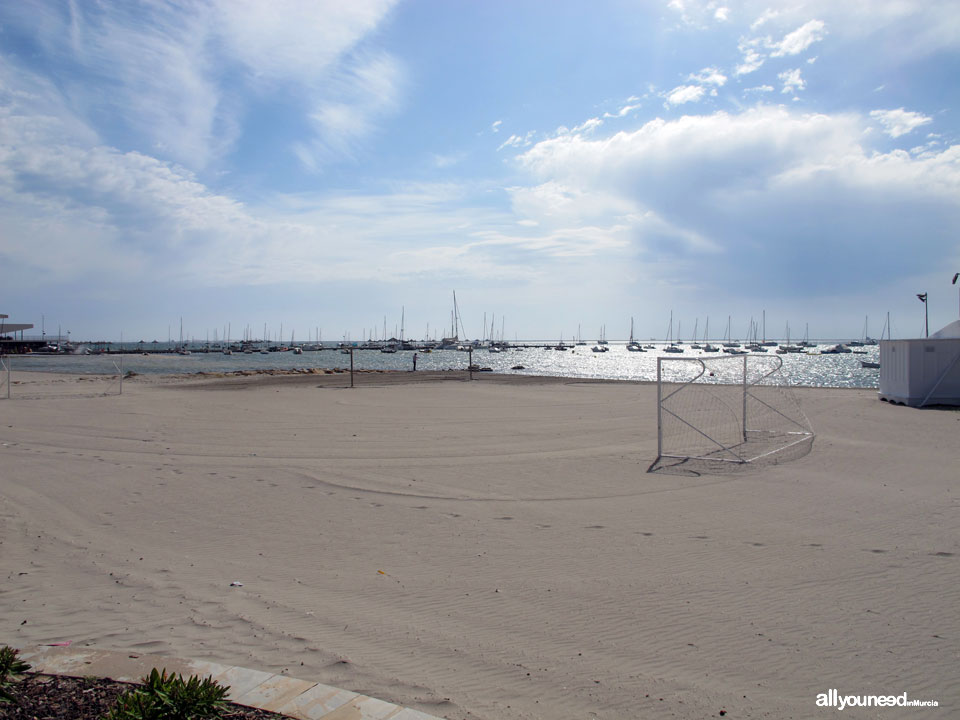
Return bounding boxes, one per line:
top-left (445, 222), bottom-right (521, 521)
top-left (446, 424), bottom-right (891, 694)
top-left (656, 354), bottom-right (813, 466)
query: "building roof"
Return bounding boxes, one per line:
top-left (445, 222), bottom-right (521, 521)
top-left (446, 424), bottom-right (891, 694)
top-left (930, 320), bottom-right (960, 339)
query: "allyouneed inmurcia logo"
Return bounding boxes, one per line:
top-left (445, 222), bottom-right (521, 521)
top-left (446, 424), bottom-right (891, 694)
top-left (816, 689), bottom-right (939, 710)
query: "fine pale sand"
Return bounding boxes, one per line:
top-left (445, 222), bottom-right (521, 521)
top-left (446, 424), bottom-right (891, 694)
top-left (1, 370), bottom-right (957, 719)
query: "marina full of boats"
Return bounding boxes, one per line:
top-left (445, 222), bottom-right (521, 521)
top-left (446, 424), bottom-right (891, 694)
top-left (8, 336), bottom-right (884, 389)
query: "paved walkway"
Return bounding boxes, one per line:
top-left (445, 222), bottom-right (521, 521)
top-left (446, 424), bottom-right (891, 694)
top-left (19, 645), bottom-right (442, 720)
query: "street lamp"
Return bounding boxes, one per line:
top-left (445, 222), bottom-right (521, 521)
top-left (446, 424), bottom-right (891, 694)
top-left (917, 293), bottom-right (928, 337)
top-left (953, 273), bottom-right (959, 318)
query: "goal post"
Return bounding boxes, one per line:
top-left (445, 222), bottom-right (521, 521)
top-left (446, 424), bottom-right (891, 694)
top-left (0, 355), bottom-right (9, 400)
top-left (656, 354), bottom-right (813, 466)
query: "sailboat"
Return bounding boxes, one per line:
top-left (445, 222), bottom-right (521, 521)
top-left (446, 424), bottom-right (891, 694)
top-left (722, 315), bottom-right (739, 348)
top-left (702, 317), bottom-right (719, 352)
top-left (177, 317), bottom-right (191, 355)
top-left (760, 311), bottom-right (777, 346)
top-left (592, 325), bottom-right (609, 352)
top-left (439, 292), bottom-right (462, 349)
top-left (627, 317), bottom-right (644, 351)
top-left (690, 318), bottom-right (702, 350)
top-left (664, 311), bottom-right (683, 353)
top-left (777, 322), bottom-right (802, 354)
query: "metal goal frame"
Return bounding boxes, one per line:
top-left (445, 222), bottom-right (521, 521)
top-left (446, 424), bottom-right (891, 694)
top-left (656, 354), bottom-right (814, 464)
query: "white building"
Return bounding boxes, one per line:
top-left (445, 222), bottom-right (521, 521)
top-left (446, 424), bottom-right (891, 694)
top-left (879, 320), bottom-right (960, 406)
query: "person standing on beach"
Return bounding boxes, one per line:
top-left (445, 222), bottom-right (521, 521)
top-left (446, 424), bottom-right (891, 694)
top-left (413, 352), bottom-right (418, 371)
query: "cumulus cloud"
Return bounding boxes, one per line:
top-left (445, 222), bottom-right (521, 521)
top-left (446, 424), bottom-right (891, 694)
top-left (666, 85), bottom-right (706, 105)
top-left (667, 0), bottom-right (733, 28)
top-left (770, 19), bottom-right (827, 57)
top-left (735, 38), bottom-right (766, 75)
top-left (0, 64), bottom-right (519, 292)
top-left (491, 120), bottom-right (502, 133)
top-left (779, 68), bottom-right (806, 94)
top-left (689, 67), bottom-right (727, 87)
top-left (512, 106), bottom-right (960, 295)
top-left (870, 108), bottom-right (933, 138)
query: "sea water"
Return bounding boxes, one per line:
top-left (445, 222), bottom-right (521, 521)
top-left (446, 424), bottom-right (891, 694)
top-left (6, 343), bottom-right (881, 389)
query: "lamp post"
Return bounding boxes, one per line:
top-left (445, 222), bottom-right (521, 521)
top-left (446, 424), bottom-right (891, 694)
top-left (953, 273), bottom-right (959, 318)
top-left (917, 293), bottom-right (928, 337)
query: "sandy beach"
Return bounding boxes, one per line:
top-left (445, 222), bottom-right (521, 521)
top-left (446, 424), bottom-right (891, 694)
top-left (1, 370), bottom-right (957, 719)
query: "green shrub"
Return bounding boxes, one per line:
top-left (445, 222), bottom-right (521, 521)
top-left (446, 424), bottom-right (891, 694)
top-left (0, 646), bottom-right (32, 703)
top-left (104, 667), bottom-right (230, 720)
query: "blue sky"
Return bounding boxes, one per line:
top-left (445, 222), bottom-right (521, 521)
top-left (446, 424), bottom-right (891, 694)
top-left (1, 0), bottom-right (958, 342)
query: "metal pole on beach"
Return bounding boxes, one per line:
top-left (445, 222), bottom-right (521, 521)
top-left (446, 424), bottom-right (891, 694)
top-left (468, 347), bottom-right (473, 381)
top-left (656, 357), bottom-right (662, 460)
top-left (742, 354), bottom-right (748, 443)
top-left (350, 347), bottom-right (354, 388)
top-left (917, 293), bottom-right (928, 337)
top-left (953, 273), bottom-right (959, 318)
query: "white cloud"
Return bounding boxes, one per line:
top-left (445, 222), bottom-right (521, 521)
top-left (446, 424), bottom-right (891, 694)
top-left (689, 67), bottom-right (727, 87)
top-left (604, 102), bottom-right (642, 119)
top-left (770, 19), bottom-right (827, 57)
top-left (296, 51), bottom-right (405, 167)
top-left (750, 8), bottom-right (779, 31)
top-left (870, 108), bottom-right (933, 138)
top-left (745, 85), bottom-right (775, 93)
top-left (779, 68), bottom-right (806, 94)
top-left (212, 0), bottom-right (397, 82)
top-left (666, 85), bottom-right (706, 105)
top-left (512, 106), bottom-right (960, 294)
top-left (0, 73), bottom-right (524, 290)
top-left (0, 1), bottom-right (401, 172)
top-left (491, 120), bottom-right (502, 133)
top-left (667, 0), bottom-right (732, 28)
top-left (498, 131), bottom-right (536, 151)
top-left (431, 152), bottom-right (463, 168)
top-left (735, 38), bottom-right (765, 75)
top-left (573, 117), bottom-right (604, 134)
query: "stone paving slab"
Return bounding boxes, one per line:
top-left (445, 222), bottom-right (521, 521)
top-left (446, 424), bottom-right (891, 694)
top-left (16, 645), bottom-right (443, 720)
top-left (272, 681), bottom-right (359, 719)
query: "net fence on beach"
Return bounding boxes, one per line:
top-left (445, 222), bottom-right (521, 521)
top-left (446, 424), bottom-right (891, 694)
top-left (656, 354), bottom-right (814, 468)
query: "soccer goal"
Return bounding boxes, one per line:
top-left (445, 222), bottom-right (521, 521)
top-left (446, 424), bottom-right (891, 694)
top-left (656, 354), bottom-right (813, 466)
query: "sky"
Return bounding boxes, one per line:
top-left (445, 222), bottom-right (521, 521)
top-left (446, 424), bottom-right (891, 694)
top-left (1, 0), bottom-right (958, 342)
